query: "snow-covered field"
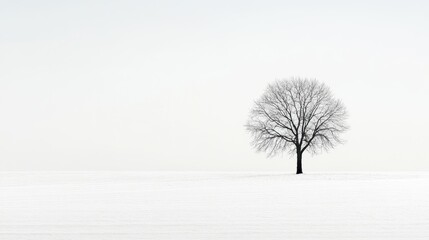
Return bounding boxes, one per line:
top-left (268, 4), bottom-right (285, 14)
top-left (1, 172), bottom-right (429, 239)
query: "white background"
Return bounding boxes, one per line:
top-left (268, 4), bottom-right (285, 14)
top-left (1, 0), bottom-right (428, 171)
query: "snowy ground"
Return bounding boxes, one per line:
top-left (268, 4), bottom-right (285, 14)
top-left (1, 172), bottom-right (429, 239)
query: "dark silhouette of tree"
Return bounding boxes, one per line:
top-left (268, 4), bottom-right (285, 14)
top-left (246, 78), bottom-right (348, 174)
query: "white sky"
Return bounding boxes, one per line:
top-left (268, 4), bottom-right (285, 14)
top-left (1, 0), bottom-right (428, 171)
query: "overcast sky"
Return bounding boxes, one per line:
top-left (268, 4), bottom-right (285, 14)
top-left (1, 0), bottom-right (428, 171)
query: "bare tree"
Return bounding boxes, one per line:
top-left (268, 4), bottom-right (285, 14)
top-left (246, 78), bottom-right (348, 174)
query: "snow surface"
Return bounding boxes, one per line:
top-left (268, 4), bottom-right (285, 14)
top-left (1, 172), bottom-right (429, 239)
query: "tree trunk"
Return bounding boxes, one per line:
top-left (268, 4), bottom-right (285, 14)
top-left (296, 151), bottom-right (303, 174)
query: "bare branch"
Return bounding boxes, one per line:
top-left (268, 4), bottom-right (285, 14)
top-left (246, 77), bottom-right (348, 159)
